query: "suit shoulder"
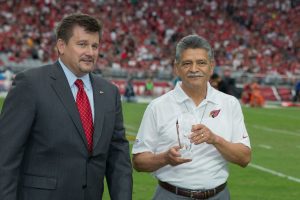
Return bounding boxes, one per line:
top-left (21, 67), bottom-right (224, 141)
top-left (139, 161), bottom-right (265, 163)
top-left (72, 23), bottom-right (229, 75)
top-left (17, 64), bottom-right (53, 78)
top-left (92, 74), bottom-right (115, 86)
top-left (91, 74), bottom-right (119, 92)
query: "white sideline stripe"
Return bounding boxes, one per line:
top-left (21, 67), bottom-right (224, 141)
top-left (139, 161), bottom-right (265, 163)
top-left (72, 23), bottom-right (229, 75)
top-left (252, 125), bottom-right (300, 137)
top-left (258, 144), bottom-right (272, 149)
top-left (125, 127), bottom-right (137, 132)
top-left (125, 124), bottom-right (138, 134)
top-left (124, 124), bottom-right (137, 130)
top-left (249, 163), bottom-right (300, 183)
top-left (126, 131), bottom-right (137, 136)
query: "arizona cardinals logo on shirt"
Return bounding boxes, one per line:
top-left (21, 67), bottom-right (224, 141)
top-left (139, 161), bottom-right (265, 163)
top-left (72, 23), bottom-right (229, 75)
top-left (209, 109), bottom-right (221, 118)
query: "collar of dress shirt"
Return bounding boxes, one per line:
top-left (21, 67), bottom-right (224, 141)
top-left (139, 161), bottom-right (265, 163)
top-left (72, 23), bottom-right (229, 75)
top-left (58, 58), bottom-right (92, 91)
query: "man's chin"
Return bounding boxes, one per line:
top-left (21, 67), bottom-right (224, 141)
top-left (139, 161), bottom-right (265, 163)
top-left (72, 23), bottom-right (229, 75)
top-left (77, 68), bottom-right (93, 75)
top-left (187, 79), bottom-right (207, 88)
top-left (81, 61), bottom-right (95, 66)
top-left (188, 77), bottom-right (205, 83)
top-left (80, 63), bottom-right (95, 71)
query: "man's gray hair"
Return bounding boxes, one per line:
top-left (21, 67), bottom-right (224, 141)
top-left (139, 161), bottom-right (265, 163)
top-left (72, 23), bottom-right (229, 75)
top-left (175, 35), bottom-right (214, 63)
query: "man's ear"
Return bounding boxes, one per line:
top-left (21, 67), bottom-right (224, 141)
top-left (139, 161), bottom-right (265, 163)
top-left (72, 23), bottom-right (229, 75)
top-left (56, 39), bottom-right (66, 55)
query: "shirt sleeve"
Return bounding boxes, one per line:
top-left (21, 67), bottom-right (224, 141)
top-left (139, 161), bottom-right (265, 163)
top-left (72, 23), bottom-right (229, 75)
top-left (230, 98), bottom-right (251, 148)
top-left (132, 104), bottom-right (159, 154)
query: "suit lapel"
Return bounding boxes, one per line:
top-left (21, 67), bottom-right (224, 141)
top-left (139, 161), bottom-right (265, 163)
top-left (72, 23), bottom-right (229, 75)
top-left (49, 62), bottom-right (89, 150)
top-left (90, 74), bottom-right (105, 150)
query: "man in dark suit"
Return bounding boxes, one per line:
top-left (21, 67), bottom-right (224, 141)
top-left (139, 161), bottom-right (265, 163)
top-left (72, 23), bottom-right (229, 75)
top-left (0, 13), bottom-right (132, 200)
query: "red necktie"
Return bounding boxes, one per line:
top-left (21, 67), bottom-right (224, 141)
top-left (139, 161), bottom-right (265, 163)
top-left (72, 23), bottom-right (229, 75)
top-left (75, 79), bottom-right (94, 153)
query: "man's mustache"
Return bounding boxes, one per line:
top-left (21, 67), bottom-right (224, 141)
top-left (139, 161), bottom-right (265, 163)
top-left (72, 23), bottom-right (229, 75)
top-left (80, 56), bottom-right (94, 62)
top-left (187, 73), bottom-right (205, 78)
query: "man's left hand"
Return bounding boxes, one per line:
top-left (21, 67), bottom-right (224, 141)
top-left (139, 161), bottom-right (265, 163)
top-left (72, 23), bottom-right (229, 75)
top-left (189, 124), bottom-right (218, 145)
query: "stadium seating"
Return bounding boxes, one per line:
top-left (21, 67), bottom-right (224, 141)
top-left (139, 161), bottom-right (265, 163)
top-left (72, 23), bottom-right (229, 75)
top-left (0, 0), bottom-right (299, 79)
top-left (260, 86), bottom-right (278, 101)
top-left (276, 87), bottom-right (293, 101)
top-left (0, 0), bottom-right (299, 101)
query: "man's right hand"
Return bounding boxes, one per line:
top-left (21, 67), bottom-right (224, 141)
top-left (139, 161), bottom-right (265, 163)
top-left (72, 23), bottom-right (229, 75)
top-left (132, 146), bottom-right (192, 172)
top-left (164, 146), bottom-right (192, 166)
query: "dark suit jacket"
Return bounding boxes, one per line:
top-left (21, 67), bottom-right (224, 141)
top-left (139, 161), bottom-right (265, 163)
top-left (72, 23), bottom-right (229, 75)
top-left (0, 62), bottom-right (132, 200)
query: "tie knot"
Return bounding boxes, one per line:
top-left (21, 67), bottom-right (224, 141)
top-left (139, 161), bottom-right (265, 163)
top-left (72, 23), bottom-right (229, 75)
top-left (75, 79), bottom-right (84, 90)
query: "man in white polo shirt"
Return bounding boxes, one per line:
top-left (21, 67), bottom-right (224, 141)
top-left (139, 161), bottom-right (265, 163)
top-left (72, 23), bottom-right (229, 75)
top-left (132, 35), bottom-right (251, 200)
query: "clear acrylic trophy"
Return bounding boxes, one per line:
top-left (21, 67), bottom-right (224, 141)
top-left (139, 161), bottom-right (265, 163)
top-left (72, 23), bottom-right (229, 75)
top-left (176, 112), bottom-right (196, 159)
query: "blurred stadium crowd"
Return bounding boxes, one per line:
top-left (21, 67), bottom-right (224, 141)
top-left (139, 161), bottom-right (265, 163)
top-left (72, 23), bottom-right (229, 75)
top-left (0, 0), bottom-right (300, 101)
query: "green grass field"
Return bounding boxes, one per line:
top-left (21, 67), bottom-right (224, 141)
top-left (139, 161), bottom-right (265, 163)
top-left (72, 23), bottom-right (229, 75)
top-left (1, 97), bottom-right (300, 199)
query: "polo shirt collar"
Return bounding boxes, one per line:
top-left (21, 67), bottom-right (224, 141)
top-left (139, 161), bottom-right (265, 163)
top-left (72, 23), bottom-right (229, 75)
top-left (173, 81), bottom-right (189, 103)
top-left (173, 81), bottom-right (221, 105)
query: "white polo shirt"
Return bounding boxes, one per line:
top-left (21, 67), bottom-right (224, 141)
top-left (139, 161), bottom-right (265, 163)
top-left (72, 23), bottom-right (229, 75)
top-left (132, 81), bottom-right (250, 189)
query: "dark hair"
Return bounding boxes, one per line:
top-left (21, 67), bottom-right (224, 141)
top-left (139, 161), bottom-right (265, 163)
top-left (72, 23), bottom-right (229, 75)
top-left (56, 13), bottom-right (102, 43)
top-left (175, 35), bottom-right (214, 63)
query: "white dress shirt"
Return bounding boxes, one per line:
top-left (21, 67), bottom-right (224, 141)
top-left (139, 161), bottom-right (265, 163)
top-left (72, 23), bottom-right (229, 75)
top-left (58, 58), bottom-right (95, 120)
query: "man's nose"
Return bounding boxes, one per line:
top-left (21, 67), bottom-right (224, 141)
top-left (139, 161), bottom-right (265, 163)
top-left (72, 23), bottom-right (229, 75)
top-left (190, 62), bottom-right (199, 71)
